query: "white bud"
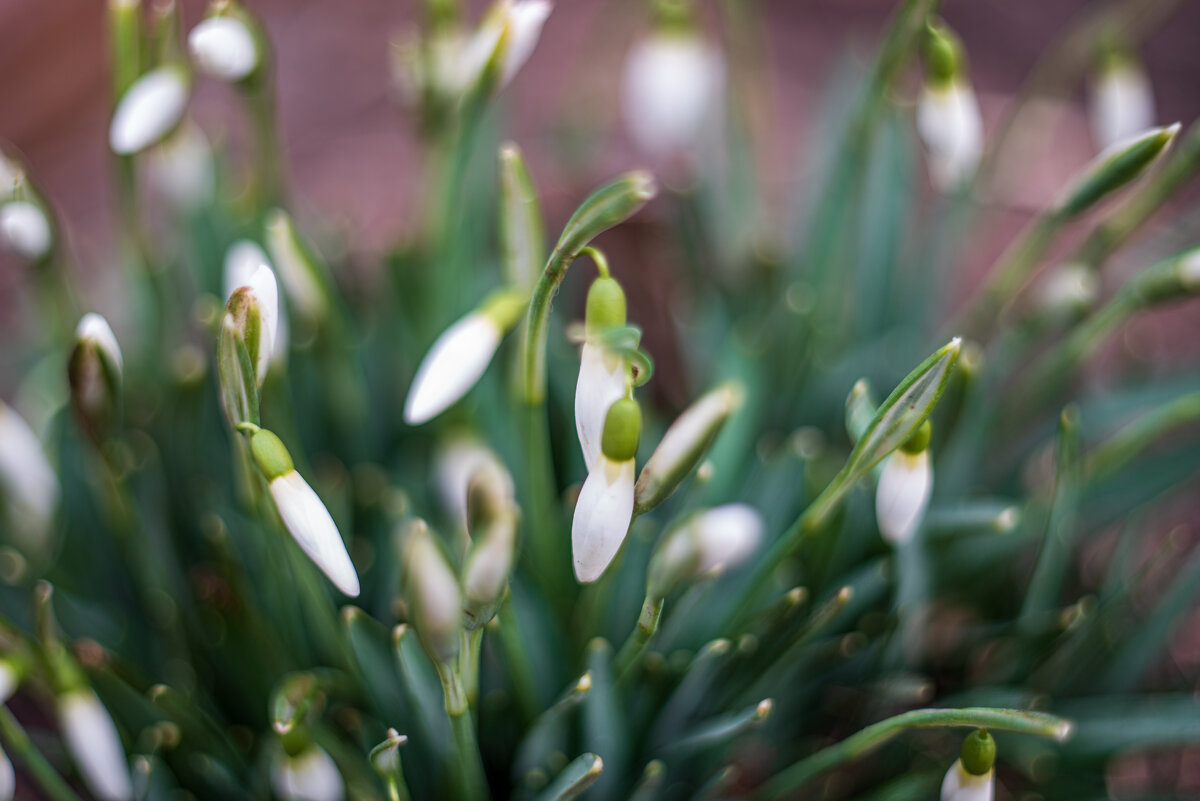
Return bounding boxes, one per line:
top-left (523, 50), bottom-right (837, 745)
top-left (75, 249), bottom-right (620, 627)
top-left (0, 201), bottom-right (51, 261)
top-left (57, 689), bottom-right (133, 801)
top-left (404, 523), bottom-right (463, 662)
top-left (109, 68), bottom-right (190, 155)
top-left (265, 209), bottom-right (329, 323)
top-left (574, 342), bottom-right (628, 472)
top-left (691, 504), bottom-right (763, 574)
top-left (404, 311), bottom-right (503, 425)
top-left (1089, 60), bottom-right (1155, 152)
top-left (432, 434), bottom-right (514, 532)
top-left (465, 0), bottom-right (551, 91)
top-left (572, 454), bottom-right (636, 583)
top-left (1036, 262), bottom-right (1098, 315)
top-left (223, 241), bottom-right (282, 380)
top-left (269, 471), bottom-right (360, 596)
top-left (1176, 248), bottom-right (1200, 291)
top-left (188, 16), bottom-right (259, 82)
top-left (621, 32), bottom-right (725, 160)
top-left (147, 122), bottom-right (215, 209)
top-left (0, 401), bottom-right (60, 552)
top-left (0, 661), bottom-right (17, 703)
top-left (76, 313), bottom-right (124, 377)
top-left (940, 760), bottom-right (994, 801)
top-left (875, 449), bottom-right (933, 546)
top-left (917, 80), bottom-right (983, 191)
top-left (0, 742), bottom-right (12, 801)
top-left (270, 744), bottom-right (345, 801)
top-left (463, 511), bottom-right (517, 628)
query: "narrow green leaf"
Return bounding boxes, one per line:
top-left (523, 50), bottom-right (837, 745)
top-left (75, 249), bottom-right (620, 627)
top-left (532, 753), bottom-right (604, 801)
top-left (499, 142), bottom-right (545, 290)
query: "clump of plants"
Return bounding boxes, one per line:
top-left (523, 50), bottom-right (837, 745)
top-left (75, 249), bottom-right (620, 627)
top-left (1, 0), bottom-right (1198, 799)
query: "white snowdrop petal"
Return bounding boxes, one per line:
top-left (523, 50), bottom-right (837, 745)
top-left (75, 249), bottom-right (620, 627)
top-left (0, 744), bottom-right (12, 801)
top-left (188, 16), bottom-right (258, 82)
top-left (58, 690), bottom-right (133, 801)
top-left (501, 0), bottom-right (551, 86)
top-left (404, 312), bottom-right (502, 425)
top-left (1090, 63), bottom-right (1154, 152)
top-left (692, 503), bottom-right (763, 574)
top-left (572, 456), bottom-right (636, 583)
top-left (917, 82), bottom-right (983, 191)
top-left (622, 34), bottom-right (725, 158)
top-left (574, 342), bottom-right (627, 471)
top-left (224, 242), bottom-right (281, 380)
top-left (941, 761), bottom-right (994, 801)
top-left (271, 745), bottom-right (345, 801)
top-left (0, 663), bottom-right (16, 703)
top-left (875, 450), bottom-right (932, 545)
top-left (76, 313), bottom-right (124, 374)
top-left (0, 201), bottom-right (51, 260)
top-left (109, 68), bottom-right (190, 155)
top-left (0, 401), bottom-right (61, 542)
top-left (270, 472), bottom-right (360, 596)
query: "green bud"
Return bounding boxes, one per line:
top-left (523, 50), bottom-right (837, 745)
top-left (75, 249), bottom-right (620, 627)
top-left (900, 420), bottom-right (932, 455)
top-left (585, 277), bottom-right (627, 336)
top-left (250, 429), bottom-right (294, 481)
top-left (960, 728), bottom-right (996, 775)
top-left (923, 21), bottom-right (963, 86)
top-left (1056, 124), bottom-right (1180, 219)
top-left (601, 398), bottom-right (641, 462)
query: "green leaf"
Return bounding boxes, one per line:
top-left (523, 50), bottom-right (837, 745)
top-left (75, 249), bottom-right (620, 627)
top-left (499, 142), bottom-right (545, 291)
top-left (532, 752), bottom-right (604, 801)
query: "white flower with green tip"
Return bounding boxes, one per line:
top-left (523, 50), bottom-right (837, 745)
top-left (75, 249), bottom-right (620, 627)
top-left (875, 421), bottom-right (933, 546)
top-left (57, 689), bottom-right (132, 801)
top-left (224, 240), bottom-right (284, 378)
top-left (573, 397), bottom-right (640, 583)
top-left (271, 744), bottom-right (345, 801)
top-left (575, 275), bottom-right (630, 471)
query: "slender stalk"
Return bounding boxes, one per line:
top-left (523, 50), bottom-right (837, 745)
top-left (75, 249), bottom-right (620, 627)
top-left (435, 661), bottom-right (489, 801)
top-left (614, 595), bottom-right (664, 678)
top-left (0, 705), bottom-right (84, 801)
top-left (460, 628), bottom-right (484, 708)
top-left (756, 707), bottom-right (1072, 799)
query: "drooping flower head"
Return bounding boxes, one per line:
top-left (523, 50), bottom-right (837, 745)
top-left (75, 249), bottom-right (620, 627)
top-left (875, 420), bottom-right (933, 546)
top-left (573, 397), bottom-right (641, 583)
top-left (917, 21), bottom-right (983, 192)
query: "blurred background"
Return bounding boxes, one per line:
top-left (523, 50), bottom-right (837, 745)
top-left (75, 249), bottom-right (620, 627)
top-left (3, 0), bottom-right (1200, 312)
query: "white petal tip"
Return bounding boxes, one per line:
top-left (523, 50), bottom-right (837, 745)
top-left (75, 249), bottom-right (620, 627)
top-left (189, 17), bottom-right (258, 82)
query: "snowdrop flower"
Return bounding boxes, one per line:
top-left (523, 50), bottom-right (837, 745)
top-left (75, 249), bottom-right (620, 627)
top-left (432, 434), bottom-right (514, 534)
top-left (75, 314), bottom-right (124, 377)
top-left (0, 742), bottom-right (12, 801)
top-left (57, 689), bottom-right (133, 801)
top-left (0, 400), bottom-right (60, 552)
top-left (941, 729), bottom-right (995, 801)
top-left (265, 209), bottom-right (329, 324)
top-left (622, 22), bottom-right (725, 161)
top-left (403, 289), bottom-right (525, 425)
top-left (1035, 262), bottom-right (1098, 316)
top-left (647, 504), bottom-right (763, 598)
top-left (917, 23), bottom-right (982, 192)
top-left (635, 381), bottom-right (742, 512)
top-left (0, 201), bottom-right (52, 261)
top-left (1089, 52), bottom-right (1154, 152)
top-left (875, 421), bottom-right (933, 546)
top-left (188, 16), bottom-right (259, 83)
top-left (249, 428), bottom-right (360, 597)
top-left (271, 744), bottom-right (345, 801)
top-left (462, 505), bottom-right (518, 629)
top-left (69, 314), bottom-right (124, 443)
top-left (147, 122), bottom-right (215, 209)
top-left (109, 67), bottom-right (190, 155)
top-left (466, 0), bottom-right (552, 92)
top-left (576, 275), bottom-right (631, 471)
top-left (224, 240), bottom-right (283, 380)
top-left (403, 520), bottom-right (463, 662)
top-left (573, 397), bottom-right (640, 583)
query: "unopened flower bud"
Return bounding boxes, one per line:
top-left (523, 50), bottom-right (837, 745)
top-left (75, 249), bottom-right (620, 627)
top-left (189, 15), bottom-right (259, 83)
top-left (941, 729), bottom-right (995, 801)
top-left (223, 242), bottom-right (281, 383)
top-left (576, 275), bottom-right (630, 471)
top-left (271, 743), bottom-right (345, 801)
top-left (646, 504), bottom-right (763, 598)
top-left (875, 421), bottom-right (933, 546)
top-left (573, 398), bottom-right (640, 583)
top-left (57, 688), bottom-right (133, 801)
top-left (917, 22), bottom-right (982, 191)
top-left (109, 67), bottom-right (190, 155)
top-left (1089, 50), bottom-right (1154, 152)
top-left (1056, 123), bottom-right (1179, 219)
top-left (249, 429), bottom-right (360, 596)
top-left (403, 521), bottom-right (463, 662)
top-left (0, 401), bottom-right (60, 555)
top-left (0, 201), bottom-right (52, 261)
top-left (468, 0), bottom-right (551, 94)
top-left (636, 382), bottom-right (742, 513)
top-left (462, 507), bottom-right (518, 629)
top-left (433, 434), bottom-right (514, 536)
top-left (265, 209), bottom-right (330, 325)
top-left (404, 289), bottom-right (525, 425)
top-left (1035, 262), bottom-right (1099, 317)
top-left (68, 314), bottom-right (124, 445)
